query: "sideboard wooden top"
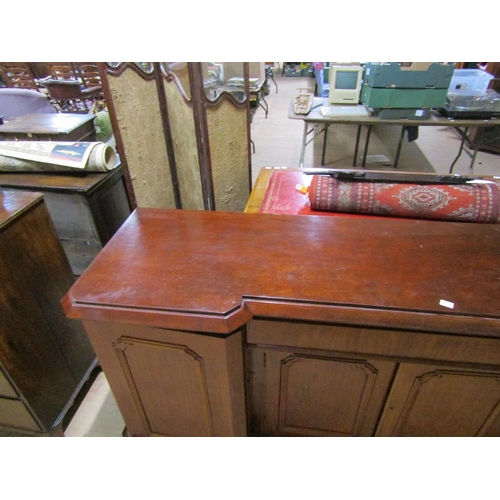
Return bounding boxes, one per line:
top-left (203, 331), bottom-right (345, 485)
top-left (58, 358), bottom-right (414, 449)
top-left (63, 208), bottom-right (500, 336)
top-left (0, 166), bottom-right (122, 193)
top-left (0, 190), bottom-right (43, 230)
top-left (0, 113), bottom-right (95, 134)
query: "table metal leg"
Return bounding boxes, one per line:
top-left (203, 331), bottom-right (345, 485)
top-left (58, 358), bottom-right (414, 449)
top-left (259, 91), bottom-right (268, 118)
top-left (299, 121), bottom-right (308, 168)
top-left (321, 124), bottom-right (329, 166)
top-left (393, 126), bottom-right (406, 169)
top-left (361, 126), bottom-right (372, 168)
top-left (449, 126), bottom-right (469, 173)
top-left (353, 125), bottom-right (362, 167)
top-left (468, 126), bottom-right (484, 174)
top-left (299, 121), bottom-right (329, 167)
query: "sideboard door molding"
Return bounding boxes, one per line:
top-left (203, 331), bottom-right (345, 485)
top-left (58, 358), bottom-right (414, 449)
top-left (83, 321), bottom-right (247, 436)
top-left (376, 364), bottom-right (500, 437)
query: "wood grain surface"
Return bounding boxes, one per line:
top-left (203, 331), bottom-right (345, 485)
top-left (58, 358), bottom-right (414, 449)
top-left (64, 208), bottom-right (500, 336)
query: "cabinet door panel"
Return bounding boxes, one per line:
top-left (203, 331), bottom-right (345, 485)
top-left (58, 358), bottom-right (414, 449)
top-left (114, 338), bottom-right (215, 437)
top-left (247, 347), bottom-right (396, 436)
top-left (376, 364), bottom-right (500, 437)
top-left (83, 321), bottom-right (247, 437)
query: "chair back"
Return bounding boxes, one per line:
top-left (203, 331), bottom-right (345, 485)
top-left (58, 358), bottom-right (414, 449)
top-left (46, 63), bottom-right (79, 81)
top-left (0, 63), bottom-right (38, 90)
top-left (75, 63), bottom-right (102, 88)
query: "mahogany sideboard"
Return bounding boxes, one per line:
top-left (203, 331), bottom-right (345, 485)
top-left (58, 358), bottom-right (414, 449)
top-left (63, 208), bottom-right (500, 437)
top-left (0, 166), bottom-right (131, 275)
top-left (0, 191), bottom-right (96, 436)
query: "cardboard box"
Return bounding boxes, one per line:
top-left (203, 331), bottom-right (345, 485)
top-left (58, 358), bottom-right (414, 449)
top-left (364, 62), bottom-right (455, 89)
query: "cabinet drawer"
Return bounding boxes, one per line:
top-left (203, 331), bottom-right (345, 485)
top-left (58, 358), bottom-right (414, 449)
top-left (246, 320), bottom-right (500, 367)
top-left (0, 368), bottom-right (18, 398)
top-left (0, 397), bottom-right (41, 432)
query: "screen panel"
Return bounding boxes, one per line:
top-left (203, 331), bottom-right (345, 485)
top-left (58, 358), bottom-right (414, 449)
top-left (335, 71), bottom-right (359, 89)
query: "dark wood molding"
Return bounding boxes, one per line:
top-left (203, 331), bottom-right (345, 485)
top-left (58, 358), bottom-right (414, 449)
top-left (201, 63), bottom-right (249, 109)
top-left (160, 63), bottom-right (193, 105)
top-left (103, 62), bottom-right (156, 80)
top-left (203, 88), bottom-right (249, 108)
top-left (97, 62), bottom-right (137, 210)
top-left (153, 62), bottom-right (182, 209)
top-left (188, 62), bottom-right (215, 211)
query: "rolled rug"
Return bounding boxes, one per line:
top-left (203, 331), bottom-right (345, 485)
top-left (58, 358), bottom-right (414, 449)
top-left (309, 175), bottom-right (500, 223)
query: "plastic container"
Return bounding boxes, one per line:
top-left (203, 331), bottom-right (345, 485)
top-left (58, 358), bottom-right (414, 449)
top-left (439, 89), bottom-right (500, 118)
top-left (448, 69), bottom-right (494, 94)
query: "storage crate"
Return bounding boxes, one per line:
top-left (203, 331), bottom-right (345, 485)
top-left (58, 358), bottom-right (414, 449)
top-left (361, 85), bottom-right (448, 109)
top-left (284, 65), bottom-right (303, 77)
top-left (363, 62), bottom-right (455, 89)
top-left (448, 69), bottom-right (494, 94)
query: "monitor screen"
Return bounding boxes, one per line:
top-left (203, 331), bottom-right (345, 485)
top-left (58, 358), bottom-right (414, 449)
top-left (335, 71), bottom-right (359, 90)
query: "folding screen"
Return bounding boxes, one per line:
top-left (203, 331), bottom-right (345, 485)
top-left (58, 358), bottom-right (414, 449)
top-left (99, 62), bottom-right (251, 211)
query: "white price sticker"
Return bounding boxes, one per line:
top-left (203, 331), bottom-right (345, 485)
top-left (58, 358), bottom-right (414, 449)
top-left (439, 299), bottom-right (455, 309)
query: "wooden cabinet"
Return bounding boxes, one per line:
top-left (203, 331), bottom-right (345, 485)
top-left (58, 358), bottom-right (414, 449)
top-left (0, 166), bottom-right (131, 275)
top-left (376, 363), bottom-right (500, 437)
top-left (0, 191), bottom-right (96, 435)
top-left (63, 209), bottom-right (500, 437)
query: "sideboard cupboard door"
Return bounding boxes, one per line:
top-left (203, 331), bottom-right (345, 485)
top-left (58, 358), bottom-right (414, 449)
top-left (375, 363), bottom-right (500, 437)
top-left (81, 321), bottom-right (247, 437)
top-left (246, 346), bottom-right (396, 437)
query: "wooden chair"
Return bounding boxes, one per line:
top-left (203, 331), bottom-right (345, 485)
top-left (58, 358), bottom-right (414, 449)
top-left (75, 63), bottom-right (102, 88)
top-left (46, 62), bottom-right (79, 81)
top-left (0, 63), bottom-right (39, 90)
top-left (42, 80), bottom-right (103, 113)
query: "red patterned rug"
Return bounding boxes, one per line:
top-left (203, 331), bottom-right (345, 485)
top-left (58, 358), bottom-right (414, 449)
top-left (309, 175), bottom-right (500, 223)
